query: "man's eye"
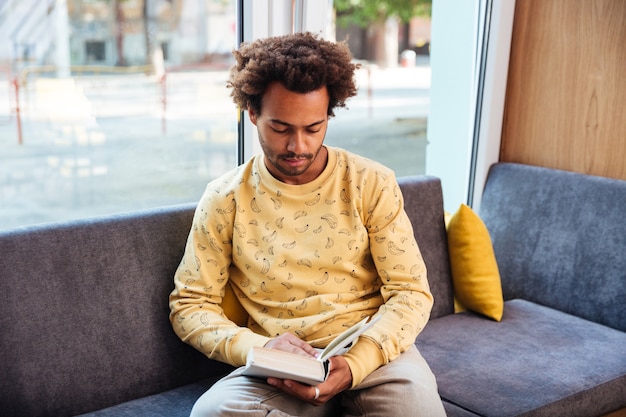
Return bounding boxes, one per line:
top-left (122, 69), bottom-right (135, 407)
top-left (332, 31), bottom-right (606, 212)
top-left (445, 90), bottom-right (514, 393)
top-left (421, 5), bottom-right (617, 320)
top-left (271, 127), bottom-right (288, 134)
top-left (308, 129), bottom-right (321, 134)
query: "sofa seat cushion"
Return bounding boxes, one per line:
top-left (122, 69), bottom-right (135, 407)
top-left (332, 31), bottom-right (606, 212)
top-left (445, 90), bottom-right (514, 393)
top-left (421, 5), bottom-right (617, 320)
top-left (415, 299), bottom-right (626, 417)
top-left (76, 377), bottom-right (220, 417)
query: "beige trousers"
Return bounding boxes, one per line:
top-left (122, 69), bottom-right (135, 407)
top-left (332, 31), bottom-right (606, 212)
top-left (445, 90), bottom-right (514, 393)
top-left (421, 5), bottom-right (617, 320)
top-left (190, 344), bottom-right (446, 417)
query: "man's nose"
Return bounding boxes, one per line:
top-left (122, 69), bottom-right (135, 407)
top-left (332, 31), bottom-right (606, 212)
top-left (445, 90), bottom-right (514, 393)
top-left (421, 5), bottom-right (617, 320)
top-left (286, 130), bottom-right (305, 154)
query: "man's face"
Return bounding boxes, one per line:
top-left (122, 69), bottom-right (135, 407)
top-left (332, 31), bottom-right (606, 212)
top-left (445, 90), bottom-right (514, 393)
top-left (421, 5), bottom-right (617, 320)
top-left (249, 82), bottom-right (330, 185)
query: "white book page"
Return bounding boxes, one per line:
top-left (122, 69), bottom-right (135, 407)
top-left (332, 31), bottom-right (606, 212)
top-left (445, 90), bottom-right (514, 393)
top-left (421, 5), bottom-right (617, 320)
top-left (319, 315), bottom-right (381, 362)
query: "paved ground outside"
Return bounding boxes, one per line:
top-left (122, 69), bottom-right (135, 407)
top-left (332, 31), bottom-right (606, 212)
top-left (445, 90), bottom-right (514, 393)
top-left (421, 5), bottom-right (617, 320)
top-left (0, 58), bottom-right (430, 231)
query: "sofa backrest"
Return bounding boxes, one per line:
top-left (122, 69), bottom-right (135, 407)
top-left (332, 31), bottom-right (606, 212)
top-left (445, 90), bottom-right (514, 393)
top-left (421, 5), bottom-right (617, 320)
top-left (479, 163), bottom-right (626, 332)
top-left (398, 176), bottom-right (454, 320)
top-left (0, 204), bottom-right (233, 417)
top-left (0, 175), bottom-right (452, 417)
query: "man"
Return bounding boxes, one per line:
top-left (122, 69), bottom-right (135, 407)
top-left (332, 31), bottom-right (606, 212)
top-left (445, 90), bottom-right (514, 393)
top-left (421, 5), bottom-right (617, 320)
top-left (169, 32), bottom-right (445, 416)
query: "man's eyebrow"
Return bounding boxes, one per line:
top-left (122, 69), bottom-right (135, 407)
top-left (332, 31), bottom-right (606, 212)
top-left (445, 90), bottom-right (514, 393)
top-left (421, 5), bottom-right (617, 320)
top-left (270, 119), bottom-right (326, 128)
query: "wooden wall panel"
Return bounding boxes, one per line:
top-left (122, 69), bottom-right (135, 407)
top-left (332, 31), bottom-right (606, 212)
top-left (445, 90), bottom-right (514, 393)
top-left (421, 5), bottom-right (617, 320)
top-left (501, 0), bottom-right (626, 180)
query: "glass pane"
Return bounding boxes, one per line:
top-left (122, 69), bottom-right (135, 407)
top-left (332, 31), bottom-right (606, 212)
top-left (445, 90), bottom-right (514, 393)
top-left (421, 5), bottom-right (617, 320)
top-left (326, 4), bottom-right (431, 178)
top-left (0, 0), bottom-right (238, 230)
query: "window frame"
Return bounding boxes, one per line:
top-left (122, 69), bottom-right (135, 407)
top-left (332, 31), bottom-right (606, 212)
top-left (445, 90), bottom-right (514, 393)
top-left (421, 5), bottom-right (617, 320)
top-left (426, 0), bottom-right (516, 212)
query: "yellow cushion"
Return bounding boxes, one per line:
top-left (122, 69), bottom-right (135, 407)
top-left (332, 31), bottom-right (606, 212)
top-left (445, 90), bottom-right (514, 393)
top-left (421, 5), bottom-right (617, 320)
top-left (446, 204), bottom-right (504, 321)
top-left (222, 284), bottom-right (249, 326)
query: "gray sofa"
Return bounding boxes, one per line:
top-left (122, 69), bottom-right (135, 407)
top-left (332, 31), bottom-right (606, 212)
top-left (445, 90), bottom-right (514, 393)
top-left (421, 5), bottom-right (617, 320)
top-left (1, 162), bottom-right (624, 417)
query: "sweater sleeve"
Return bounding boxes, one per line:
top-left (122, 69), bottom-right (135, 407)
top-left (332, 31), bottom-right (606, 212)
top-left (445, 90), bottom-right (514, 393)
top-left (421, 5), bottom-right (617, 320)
top-left (344, 173), bottom-right (433, 385)
top-left (169, 185), bottom-right (270, 367)
top-left (343, 337), bottom-right (386, 387)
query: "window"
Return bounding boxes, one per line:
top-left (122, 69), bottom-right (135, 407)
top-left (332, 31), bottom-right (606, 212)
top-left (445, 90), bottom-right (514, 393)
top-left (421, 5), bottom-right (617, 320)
top-left (0, 0), bottom-right (239, 230)
top-left (326, 5), bottom-right (431, 178)
top-left (238, 1), bottom-right (433, 179)
top-left (0, 0), bottom-right (512, 230)
top-left (85, 41), bottom-right (106, 62)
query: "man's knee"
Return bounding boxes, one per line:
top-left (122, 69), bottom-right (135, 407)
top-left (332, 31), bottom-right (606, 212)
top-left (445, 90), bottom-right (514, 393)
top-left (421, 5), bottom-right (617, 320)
top-left (189, 379), bottom-right (260, 417)
top-left (189, 390), bottom-right (232, 417)
top-left (346, 378), bottom-right (444, 417)
top-left (407, 378), bottom-right (446, 415)
top-left (348, 347), bottom-right (445, 416)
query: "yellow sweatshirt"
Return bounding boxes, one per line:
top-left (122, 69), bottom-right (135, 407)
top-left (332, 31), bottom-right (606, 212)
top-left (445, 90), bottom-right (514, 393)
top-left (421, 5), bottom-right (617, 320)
top-left (169, 146), bottom-right (433, 387)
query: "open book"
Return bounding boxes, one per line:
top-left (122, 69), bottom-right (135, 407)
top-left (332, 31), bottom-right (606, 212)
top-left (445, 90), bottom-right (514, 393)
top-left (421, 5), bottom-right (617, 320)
top-left (242, 315), bottom-right (381, 386)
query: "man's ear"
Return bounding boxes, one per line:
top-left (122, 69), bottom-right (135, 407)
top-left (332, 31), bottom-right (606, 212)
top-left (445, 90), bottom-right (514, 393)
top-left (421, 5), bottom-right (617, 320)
top-left (248, 106), bottom-right (258, 126)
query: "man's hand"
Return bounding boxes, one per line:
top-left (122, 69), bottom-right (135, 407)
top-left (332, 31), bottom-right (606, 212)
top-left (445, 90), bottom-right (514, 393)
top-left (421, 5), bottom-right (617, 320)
top-left (263, 332), bottom-right (320, 358)
top-left (266, 355), bottom-right (353, 406)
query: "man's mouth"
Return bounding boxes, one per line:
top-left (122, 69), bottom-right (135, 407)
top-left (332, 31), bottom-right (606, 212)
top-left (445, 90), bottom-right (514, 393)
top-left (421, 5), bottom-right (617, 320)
top-left (282, 155), bottom-right (311, 167)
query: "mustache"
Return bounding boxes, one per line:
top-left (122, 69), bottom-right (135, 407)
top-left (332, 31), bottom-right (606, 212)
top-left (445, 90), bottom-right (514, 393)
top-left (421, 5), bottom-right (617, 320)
top-left (281, 152), bottom-right (313, 160)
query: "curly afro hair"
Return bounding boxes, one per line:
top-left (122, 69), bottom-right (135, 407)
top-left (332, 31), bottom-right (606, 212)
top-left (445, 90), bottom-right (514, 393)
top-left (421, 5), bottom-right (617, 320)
top-left (227, 32), bottom-right (359, 117)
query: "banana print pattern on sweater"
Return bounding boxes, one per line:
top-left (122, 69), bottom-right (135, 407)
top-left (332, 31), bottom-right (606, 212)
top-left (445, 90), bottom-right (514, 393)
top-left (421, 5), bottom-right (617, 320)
top-left (169, 147), bottom-right (433, 385)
